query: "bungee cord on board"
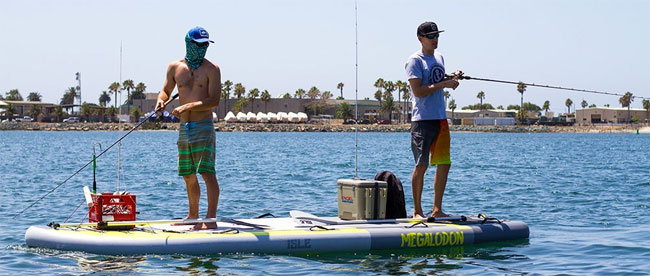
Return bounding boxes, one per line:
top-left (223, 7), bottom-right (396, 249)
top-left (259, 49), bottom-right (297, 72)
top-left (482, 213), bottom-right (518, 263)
top-left (449, 71), bottom-right (647, 100)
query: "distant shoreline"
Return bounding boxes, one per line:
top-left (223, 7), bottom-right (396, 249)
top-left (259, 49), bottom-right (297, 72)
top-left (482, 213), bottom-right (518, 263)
top-left (1, 122), bottom-right (648, 133)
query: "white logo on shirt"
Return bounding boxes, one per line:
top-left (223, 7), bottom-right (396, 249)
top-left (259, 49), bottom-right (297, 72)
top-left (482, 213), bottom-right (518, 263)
top-left (431, 65), bottom-right (445, 84)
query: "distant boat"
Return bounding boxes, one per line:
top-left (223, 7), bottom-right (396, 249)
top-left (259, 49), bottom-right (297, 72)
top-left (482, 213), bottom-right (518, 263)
top-left (257, 112), bottom-right (269, 123)
top-left (225, 111), bottom-right (237, 123)
top-left (267, 112), bottom-right (277, 122)
top-left (236, 112), bottom-right (247, 122)
top-left (246, 112), bottom-right (257, 122)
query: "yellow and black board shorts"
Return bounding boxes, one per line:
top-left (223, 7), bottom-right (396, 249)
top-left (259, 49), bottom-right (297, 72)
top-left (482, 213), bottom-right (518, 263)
top-left (177, 118), bottom-right (216, 176)
top-left (410, 119), bottom-right (451, 166)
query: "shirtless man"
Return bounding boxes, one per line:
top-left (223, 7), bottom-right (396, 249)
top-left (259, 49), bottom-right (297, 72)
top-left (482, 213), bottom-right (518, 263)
top-left (156, 26), bottom-right (221, 229)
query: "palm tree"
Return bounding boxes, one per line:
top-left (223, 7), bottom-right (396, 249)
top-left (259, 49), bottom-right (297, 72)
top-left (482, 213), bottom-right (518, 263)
top-left (374, 78), bottom-right (385, 93)
top-left (131, 106), bottom-right (142, 122)
top-left (402, 88), bottom-right (411, 122)
top-left (27, 92), bottom-right (42, 102)
top-left (99, 91), bottom-right (111, 107)
top-left (380, 96), bottom-right (396, 122)
top-left (581, 100), bottom-right (588, 109)
top-left (222, 80), bottom-right (233, 116)
top-left (260, 89), bottom-right (271, 112)
top-left (61, 87), bottom-right (76, 105)
top-left (374, 90), bottom-right (383, 105)
top-left (443, 90), bottom-right (450, 108)
top-left (619, 92), bottom-right (634, 124)
top-left (565, 98), bottom-right (573, 115)
top-left (282, 93), bottom-right (292, 99)
top-left (5, 89), bottom-right (23, 101)
top-left (294, 88), bottom-right (305, 99)
top-left (336, 102), bottom-right (354, 120)
top-left (517, 82), bottom-right (527, 123)
top-left (337, 82), bottom-right (344, 99)
top-left (307, 86), bottom-right (321, 100)
top-left (108, 82), bottom-right (121, 109)
top-left (80, 103), bottom-right (93, 122)
top-left (543, 100), bottom-right (550, 113)
top-left (396, 81), bottom-right (409, 123)
top-left (52, 106), bottom-right (63, 122)
top-left (643, 99), bottom-right (650, 125)
top-left (122, 79), bottom-right (134, 106)
top-left (130, 82), bottom-right (147, 103)
top-left (448, 99), bottom-right (457, 121)
top-left (107, 106), bottom-right (118, 122)
top-left (135, 82), bottom-right (147, 94)
top-left (30, 105), bottom-right (42, 121)
top-left (5, 104), bottom-right (17, 120)
top-left (321, 91), bottom-right (333, 100)
top-left (234, 83), bottom-right (245, 99)
top-left (477, 91), bottom-right (485, 109)
top-left (248, 88), bottom-right (260, 112)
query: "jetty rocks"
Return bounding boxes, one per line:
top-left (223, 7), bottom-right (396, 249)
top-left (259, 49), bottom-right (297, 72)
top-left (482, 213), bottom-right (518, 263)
top-left (0, 121), bottom-right (645, 133)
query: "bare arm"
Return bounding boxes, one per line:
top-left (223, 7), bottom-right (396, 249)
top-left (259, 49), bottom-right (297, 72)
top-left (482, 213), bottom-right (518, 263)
top-left (155, 63), bottom-right (177, 110)
top-left (408, 77), bottom-right (459, 98)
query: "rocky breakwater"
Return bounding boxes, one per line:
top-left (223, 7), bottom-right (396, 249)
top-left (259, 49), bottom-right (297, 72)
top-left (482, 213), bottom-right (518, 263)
top-left (1, 121), bottom-right (646, 133)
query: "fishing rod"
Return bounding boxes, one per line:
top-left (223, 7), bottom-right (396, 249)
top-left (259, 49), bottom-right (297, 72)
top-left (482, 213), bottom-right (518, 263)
top-left (13, 93), bottom-right (179, 219)
top-left (451, 72), bottom-right (648, 100)
top-left (354, 0), bottom-right (359, 179)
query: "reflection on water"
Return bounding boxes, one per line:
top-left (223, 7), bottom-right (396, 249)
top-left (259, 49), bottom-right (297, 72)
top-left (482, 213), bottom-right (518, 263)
top-left (77, 255), bottom-right (146, 274)
top-left (297, 239), bottom-right (530, 275)
top-left (174, 256), bottom-right (221, 276)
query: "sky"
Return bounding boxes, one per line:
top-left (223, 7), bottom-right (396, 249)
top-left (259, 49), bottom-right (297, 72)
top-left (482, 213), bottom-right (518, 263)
top-left (1, 0), bottom-right (649, 113)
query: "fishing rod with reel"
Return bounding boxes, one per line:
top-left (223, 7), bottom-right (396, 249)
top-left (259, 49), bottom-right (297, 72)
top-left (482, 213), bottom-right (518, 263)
top-left (446, 71), bottom-right (648, 100)
top-left (13, 93), bottom-right (180, 219)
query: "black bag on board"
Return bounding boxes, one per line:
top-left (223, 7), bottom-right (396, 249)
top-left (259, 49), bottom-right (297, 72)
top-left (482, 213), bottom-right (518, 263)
top-left (374, 171), bottom-right (407, 219)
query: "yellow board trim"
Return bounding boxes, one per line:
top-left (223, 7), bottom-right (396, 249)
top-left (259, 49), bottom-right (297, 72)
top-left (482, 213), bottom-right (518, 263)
top-left (52, 227), bottom-right (369, 239)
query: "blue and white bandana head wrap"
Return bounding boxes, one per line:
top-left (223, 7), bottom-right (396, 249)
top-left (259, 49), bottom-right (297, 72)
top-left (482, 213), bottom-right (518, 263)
top-left (185, 34), bottom-right (208, 70)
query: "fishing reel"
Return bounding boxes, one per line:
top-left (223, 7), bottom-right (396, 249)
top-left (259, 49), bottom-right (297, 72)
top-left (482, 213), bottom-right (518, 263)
top-left (445, 70), bottom-right (468, 80)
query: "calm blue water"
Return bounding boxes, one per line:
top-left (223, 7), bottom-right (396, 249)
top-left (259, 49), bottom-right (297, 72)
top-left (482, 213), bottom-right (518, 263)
top-left (1, 131), bottom-right (648, 275)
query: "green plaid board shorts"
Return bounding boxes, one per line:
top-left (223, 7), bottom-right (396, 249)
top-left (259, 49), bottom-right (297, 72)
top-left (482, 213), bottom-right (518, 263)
top-left (177, 118), bottom-right (216, 176)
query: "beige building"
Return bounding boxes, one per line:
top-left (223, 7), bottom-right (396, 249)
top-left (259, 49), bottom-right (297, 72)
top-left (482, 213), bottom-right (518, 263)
top-left (0, 100), bottom-right (56, 118)
top-left (575, 107), bottom-right (649, 125)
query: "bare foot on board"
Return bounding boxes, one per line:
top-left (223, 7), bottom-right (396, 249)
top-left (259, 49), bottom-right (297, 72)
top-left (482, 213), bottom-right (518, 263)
top-left (431, 211), bottom-right (450, 218)
top-left (190, 222), bottom-right (218, 231)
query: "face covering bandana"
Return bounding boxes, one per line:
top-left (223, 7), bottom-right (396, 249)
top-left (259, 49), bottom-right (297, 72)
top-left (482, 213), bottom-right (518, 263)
top-left (185, 35), bottom-right (208, 70)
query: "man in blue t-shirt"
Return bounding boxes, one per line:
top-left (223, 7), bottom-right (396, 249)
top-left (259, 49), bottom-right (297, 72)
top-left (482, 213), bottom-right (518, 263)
top-left (404, 21), bottom-right (460, 218)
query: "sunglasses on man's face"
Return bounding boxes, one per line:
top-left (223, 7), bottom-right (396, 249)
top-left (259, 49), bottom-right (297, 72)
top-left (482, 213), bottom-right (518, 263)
top-left (424, 33), bottom-right (439, 39)
top-left (192, 41), bottom-right (210, 48)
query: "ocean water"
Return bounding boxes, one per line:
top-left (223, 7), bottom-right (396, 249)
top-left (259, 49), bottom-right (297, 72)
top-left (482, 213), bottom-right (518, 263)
top-left (0, 130), bottom-right (648, 275)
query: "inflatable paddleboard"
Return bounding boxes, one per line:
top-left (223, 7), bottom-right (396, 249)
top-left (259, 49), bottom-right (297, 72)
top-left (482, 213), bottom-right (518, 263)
top-left (25, 212), bottom-right (529, 255)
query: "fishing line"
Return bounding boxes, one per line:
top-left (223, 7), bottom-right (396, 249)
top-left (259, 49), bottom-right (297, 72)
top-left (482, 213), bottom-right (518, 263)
top-left (13, 93), bottom-right (179, 219)
top-left (454, 73), bottom-right (648, 100)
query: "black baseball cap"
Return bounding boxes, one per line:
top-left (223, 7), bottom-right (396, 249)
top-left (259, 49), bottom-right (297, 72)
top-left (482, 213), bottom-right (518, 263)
top-left (417, 21), bottom-right (444, 36)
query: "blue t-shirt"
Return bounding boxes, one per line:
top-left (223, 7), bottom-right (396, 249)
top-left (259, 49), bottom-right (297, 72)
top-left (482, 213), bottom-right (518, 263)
top-left (404, 50), bottom-right (446, 121)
